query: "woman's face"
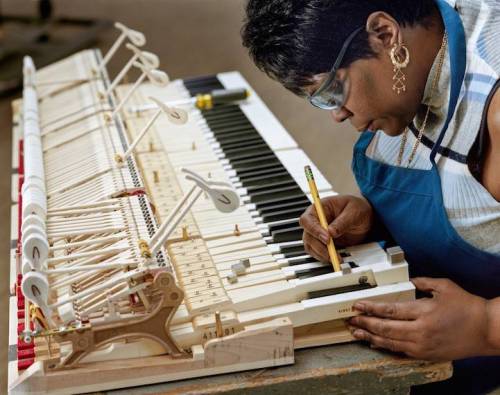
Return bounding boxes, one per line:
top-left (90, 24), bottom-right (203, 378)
top-left (308, 11), bottom-right (439, 136)
top-left (317, 53), bottom-right (425, 136)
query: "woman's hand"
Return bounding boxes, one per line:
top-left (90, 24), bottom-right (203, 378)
top-left (348, 278), bottom-right (492, 361)
top-left (299, 195), bottom-right (374, 262)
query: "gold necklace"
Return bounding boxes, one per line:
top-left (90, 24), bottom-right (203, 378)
top-left (397, 32), bottom-right (448, 167)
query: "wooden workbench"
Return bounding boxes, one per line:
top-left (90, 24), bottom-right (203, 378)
top-left (95, 343), bottom-right (452, 395)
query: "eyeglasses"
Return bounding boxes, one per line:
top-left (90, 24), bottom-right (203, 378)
top-left (309, 27), bottom-right (363, 110)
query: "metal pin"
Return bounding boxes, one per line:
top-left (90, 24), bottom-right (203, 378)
top-left (215, 311), bottom-right (223, 338)
top-left (182, 226), bottom-right (189, 241)
top-left (233, 224), bottom-right (240, 236)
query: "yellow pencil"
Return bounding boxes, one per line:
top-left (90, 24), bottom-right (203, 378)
top-left (304, 165), bottom-right (341, 272)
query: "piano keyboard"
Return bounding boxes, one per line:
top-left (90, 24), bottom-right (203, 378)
top-left (9, 29), bottom-right (414, 393)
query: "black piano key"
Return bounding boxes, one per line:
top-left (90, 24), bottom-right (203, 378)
top-left (217, 136), bottom-right (260, 152)
top-left (250, 186), bottom-right (304, 205)
top-left (236, 170), bottom-right (291, 187)
top-left (279, 245), bottom-right (307, 257)
top-left (232, 157), bottom-right (281, 172)
top-left (288, 256), bottom-right (318, 265)
top-left (262, 206), bottom-right (306, 222)
top-left (202, 104), bottom-right (241, 115)
top-left (216, 137), bottom-right (262, 151)
top-left (210, 123), bottom-right (256, 136)
top-left (236, 164), bottom-right (287, 180)
top-left (245, 179), bottom-right (296, 194)
top-left (185, 81), bottom-right (223, 95)
top-left (230, 153), bottom-right (277, 166)
top-left (268, 219), bottom-right (300, 233)
top-left (212, 131), bottom-right (259, 145)
top-left (270, 226), bottom-right (304, 243)
top-left (208, 124), bottom-right (256, 137)
top-left (221, 142), bottom-right (270, 157)
top-left (202, 107), bottom-right (242, 120)
top-left (223, 147), bottom-right (275, 162)
top-left (204, 111), bottom-right (249, 123)
top-left (307, 283), bottom-right (374, 299)
top-left (184, 74), bottom-right (221, 85)
top-left (207, 117), bottom-right (255, 130)
top-left (268, 221), bottom-right (303, 240)
top-left (256, 197), bottom-right (310, 213)
top-left (295, 266), bottom-right (333, 279)
top-left (282, 250), bottom-right (307, 258)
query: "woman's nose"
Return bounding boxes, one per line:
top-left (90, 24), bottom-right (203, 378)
top-left (330, 107), bottom-right (351, 123)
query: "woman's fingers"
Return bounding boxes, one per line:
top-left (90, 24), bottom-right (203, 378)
top-left (353, 300), bottom-right (424, 320)
top-left (349, 315), bottom-right (417, 341)
top-left (300, 195), bottom-right (374, 249)
top-left (303, 233), bottom-right (330, 262)
top-left (299, 205), bottom-right (329, 244)
top-left (349, 328), bottom-right (417, 355)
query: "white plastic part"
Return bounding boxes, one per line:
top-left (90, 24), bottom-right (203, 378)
top-left (185, 175), bottom-right (240, 213)
top-left (21, 214), bottom-right (46, 234)
top-left (128, 62), bottom-right (170, 87)
top-left (119, 96), bottom-right (187, 163)
top-left (115, 22), bottom-right (146, 47)
top-left (148, 96), bottom-right (187, 125)
top-left (21, 259), bottom-right (32, 275)
top-left (21, 271), bottom-right (55, 326)
top-left (98, 22), bottom-right (146, 72)
top-left (111, 63), bottom-right (169, 118)
top-left (22, 227), bottom-right (49, 271)
top-left (149, 169), bottom-right (240, 255)
top-left (106, 45), bottom-right (160, 96)
top-left (21, 271), bottom-right (49, 302)
top-left (23, 56), bottom-right (36, 86)
top-left (22, 182), bottom-right (47, 221)
top-left (57, 302), bottom-right (76, 324)
top-left (125, 44), bottom-right (160, 69)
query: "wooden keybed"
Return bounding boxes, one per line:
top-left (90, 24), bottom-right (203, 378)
top-left (8, 33), bottom-right (415, 394)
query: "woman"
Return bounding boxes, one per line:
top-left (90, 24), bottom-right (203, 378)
top-left (242, 0), bottom-right (500, 393)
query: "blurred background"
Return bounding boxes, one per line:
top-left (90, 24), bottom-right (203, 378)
top-left (0, 0), bottom-right (359, 390)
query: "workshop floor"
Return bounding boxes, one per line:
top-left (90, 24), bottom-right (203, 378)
top-left (0, 1), bottom-right (359, 391)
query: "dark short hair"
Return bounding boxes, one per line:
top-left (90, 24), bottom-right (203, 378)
top-left (241, 0), bottom-right (437, 96)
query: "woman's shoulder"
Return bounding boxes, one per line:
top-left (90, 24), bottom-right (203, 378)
top-left (484, 86), bottom-right (500, 200)
top-left (487, 86), bottom-right (500, 142)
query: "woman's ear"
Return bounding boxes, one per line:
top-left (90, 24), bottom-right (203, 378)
top-left (366, 11), bottom-right (401, 53)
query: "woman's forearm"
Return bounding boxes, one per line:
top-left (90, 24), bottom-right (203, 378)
top-left (485, 297), bottom-right (500, 355)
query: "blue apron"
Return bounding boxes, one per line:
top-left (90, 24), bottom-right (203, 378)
top-left (351, 0), bottom-right (500, 392)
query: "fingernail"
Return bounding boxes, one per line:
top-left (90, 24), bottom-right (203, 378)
top-left (354, 302), bottom-right (365, 311)
top-left (353, 330), bottom-right (363, 338)
top-left (349, 317), bottom-right (358, 325)
top-left (319, 233), bottom-right (329, 244)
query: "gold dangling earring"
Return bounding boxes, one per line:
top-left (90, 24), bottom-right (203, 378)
top-left (390, 43), bottom-right (410, 95)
